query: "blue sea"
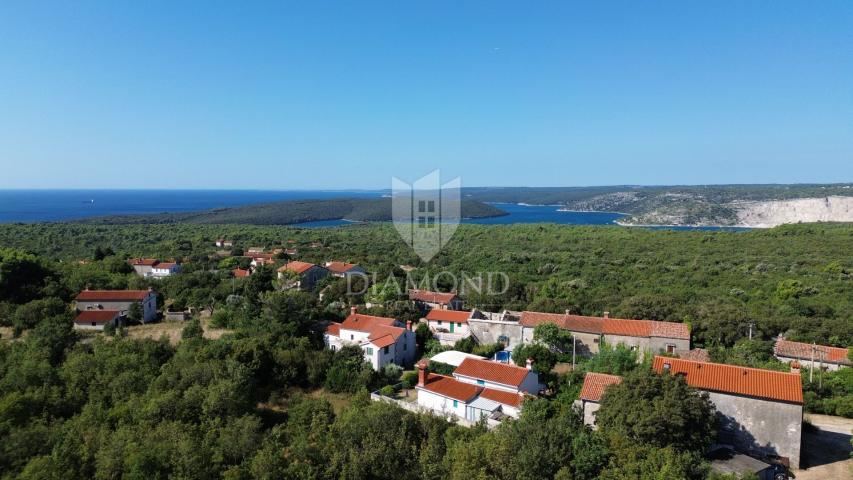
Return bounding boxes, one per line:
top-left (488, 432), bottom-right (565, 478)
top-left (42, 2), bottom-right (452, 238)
top-left (0, 190), bottom-right (745, 230)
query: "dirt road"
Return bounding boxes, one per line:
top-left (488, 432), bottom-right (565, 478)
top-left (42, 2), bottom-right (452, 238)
top-left (795, 414), bottom-right (852, 480)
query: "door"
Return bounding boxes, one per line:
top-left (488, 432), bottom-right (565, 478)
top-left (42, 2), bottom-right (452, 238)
top-left (450, 322), bottom-right (455, 333)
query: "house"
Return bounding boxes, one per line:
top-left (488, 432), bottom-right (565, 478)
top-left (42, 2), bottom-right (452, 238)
top-left (129, 259), bottom-right (181, 278)
top-left (774, 338), bottom-right (851, 371)
top-left (324, 261), bottom-right (366, 278)
top-left (452, 357), bottom-right (541, 395)
top-left (277, 261), bottom-right (329, 290)
top-left (215, 239), bottom-right (233, 248)
top-left (409, 289), bottom-right (463, 310)
top-left (652, 357), bottom-right (803, 469)
top-left (575, 372), bottom-right (622, 428)
top-left (323, 307), bottom-right (416, 370)
top-left (423, 309), bottom-right (473, 345)
top-left (75, 289), bottom-right (157, 324)
top-left (150, 261), bottom-right (181, 278)
top-left (73, 310), bottom-right (122, 331)
top-left (247, 247), bottom-right (265, 254)
top-left (249, 253), bottom-right (277, 267)
top-left (129, 258), bottom-right (159, 277)
top-left (519, 310), bottom-right (691, 359)
top-left (232, 268), bottom-right (251, 278)
top-left (415, 366), bottom-right (526, 421)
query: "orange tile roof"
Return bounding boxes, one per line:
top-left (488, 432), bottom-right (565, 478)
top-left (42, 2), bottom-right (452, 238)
top-left (76, 290), bottom-right (152, 301)
top-left (479, 388), bottom-right (524, 407)
top-left (232, 268), bottom-right (251, 278)
top-left (519, 311), bottom-right (690, 340)
top-left (325, 322), bottom-right (341, 336)
top-left (454, 358), bottom-right (531, 388)
top-left (129, 258), bottom-right (159, 266)
top-left (367, 324), bottom-right (406, 348)
top-left (426, 310), bottom-right (472, 323)
top-left (326, 261), bottom-right (360, 274)
top-left (419, 374), bottom-right (482, 402)
top-left (154, 262), bottom-right (178, 269)
top-left (579, 372), bottom-right (623, 402)
top-left (279, 261), bottom-right (317, 274)
top-left (340, 313), bottom-right (397, 333)
top-left (774, 339), bottom-right (851, 365)
top-left (409, 289), bottom-right (458, 305)
top-left (74, 310), bottom-right (122, 324)
top-left (652, 356), bottom-right (803, 404)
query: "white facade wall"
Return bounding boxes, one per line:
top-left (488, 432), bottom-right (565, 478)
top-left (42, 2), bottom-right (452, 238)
top-left (416, 388), bottom-right (469, 418)
top-left (427, 319), bottom-right (470, 336)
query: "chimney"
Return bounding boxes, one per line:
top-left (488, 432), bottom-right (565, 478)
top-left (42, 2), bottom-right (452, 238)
top-left (350, 306), bottom-right (357, 316)
top-left (603, 311), bottom-right (610, 319)
top-left (417, 360), bottom-right (428, 387)
top-left (406, 320), bottom-right (412, 331)
top-left (565, 309), bottom-right (571, 316)
top-left (526, 358), bottom-right (534, 370)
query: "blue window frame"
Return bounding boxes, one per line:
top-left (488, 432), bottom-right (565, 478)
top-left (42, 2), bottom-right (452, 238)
top-left (477, 380), bottom-right (485, 385)
top-left (453, 400), bottom-right (458, 407)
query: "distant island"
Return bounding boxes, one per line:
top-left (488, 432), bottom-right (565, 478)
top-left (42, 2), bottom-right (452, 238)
top-left (76, 197), bottom-right (508, 225)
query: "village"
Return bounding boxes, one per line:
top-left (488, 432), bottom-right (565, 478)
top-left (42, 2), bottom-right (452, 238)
top-left (66, 240), bottom-right (853, 480)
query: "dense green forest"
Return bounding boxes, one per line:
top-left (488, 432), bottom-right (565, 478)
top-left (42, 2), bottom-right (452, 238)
top-left (0, 222), bottom-right (851, 478)
top-left (75, 197), bottom-right (506, 225)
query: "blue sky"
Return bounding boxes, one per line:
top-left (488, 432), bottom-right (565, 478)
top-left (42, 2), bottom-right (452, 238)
top-left (1, 1), bottom-right (852, 189)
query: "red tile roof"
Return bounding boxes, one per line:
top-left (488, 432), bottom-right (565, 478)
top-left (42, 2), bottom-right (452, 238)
top-left (367, 324), bottom-right (406, 348)
top-left (479, 388), bottom-right (524, 407)
top-left (409, 289), bottom-right (458, 305)
top-left (679, 348), bottom-right (711, 363)
top-left (579, 372), bottom-right (623, 402)
top-left (652, 356), bottom-right (803, 404)
top-left (129, 258), bottom-right (159, 266)
top-left (774, 339), bottom-right (851, 365)
top-left (279, 261), bottom-right (317, 274)
top-left (519, 311), bottom-right (690, 340)
top-left (325, 323), bottom-right (341, 336)
top-left (74, 310), bottom-right (121, 324)
top-left (154, 262), bottom-right (178, 269)
top-left (326, 261), bottom-right (360, 274)
top-left (233, 268), bottom-right (251, 278)
top-left (426, 310), bottom-right (472, 323)
top-left (76, 290), bottom-right (152, 301)
top-left (419, 374), bottom-right (482, 402)
top-left (341, 313), bottom-right (397, 333)
top-left (454, 358), bottom-right (531, 388)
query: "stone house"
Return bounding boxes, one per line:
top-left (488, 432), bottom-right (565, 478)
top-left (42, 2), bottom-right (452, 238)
top-left (409, 289), bottom-right (463, 311)
top-left (574, 372), bottom-right (622, 428)
top-left (277, 261), bottom-right (329, 290)
top-left (75, 289), bottom-right (157, 324)
top-left (774, 338), bottom-right (850, 371)
top-left (423, 309), bottom-right (473, 345)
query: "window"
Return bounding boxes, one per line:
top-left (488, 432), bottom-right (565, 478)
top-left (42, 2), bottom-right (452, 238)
top-left (457, 323), bottom-right (462, 327)
top-left (666, 344), bottom-right (676, 354)
top-left (437, 321), bottom-right (442, 326)
top-left (497, 335), bottom-right (509, 345)
top-left (383, 346), bottom-right (389, 354)
top-left (91, 322), bottom-right (96, 327)
top-left (330, 345), bottom-right (336, 352)
top-left (350, 334), bottom-right (354, 340)
top-left (477, 380), bottom-right (485, 385)
top-left (453, 400), bottom-right (458, 408)
top-left (365, 347), bottom-right (374, 355)
top-left (403, 342), bottom-right (407, 351)
top-left (593, 338), bottom-right (600, 344)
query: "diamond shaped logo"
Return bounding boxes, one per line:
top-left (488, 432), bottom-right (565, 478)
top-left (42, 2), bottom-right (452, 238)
top-left (392, 170), bottom-right (461, 262)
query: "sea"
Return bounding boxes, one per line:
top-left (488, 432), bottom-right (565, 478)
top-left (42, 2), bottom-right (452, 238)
top-left (0, 190), bottom-right (745, 230)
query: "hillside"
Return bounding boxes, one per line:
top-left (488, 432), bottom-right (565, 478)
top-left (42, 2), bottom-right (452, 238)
top-left (76, 197), bottom-right (507, 225)
top-left (464, 184), bottom-right (853, 226)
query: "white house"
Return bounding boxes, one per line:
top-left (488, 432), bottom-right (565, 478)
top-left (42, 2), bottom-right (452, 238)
top-left (415, 360), bottom-right (529, 421)
top-left (74, 289), bottom-right (157, 324)
top-left (452, 357), bottom-right (542, 394)
top-left (424, 309), bottom-right (472, 345)
top-left (324, 307), bottom-right (416, 370)
top-left (150, 262), bottom-right (181, 278)
top-left (215, 239), bottom-right (233, 248)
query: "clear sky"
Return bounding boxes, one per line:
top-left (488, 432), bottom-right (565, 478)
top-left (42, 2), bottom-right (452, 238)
top-left (1, 1), bottom-right (852, 189)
